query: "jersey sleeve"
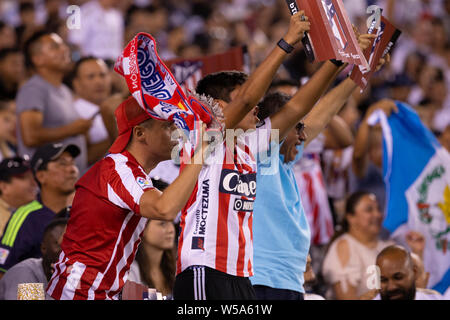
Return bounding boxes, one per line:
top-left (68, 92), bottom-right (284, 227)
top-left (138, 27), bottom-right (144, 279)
top-left (247, 117), bottom-right (273, 156)
top-left (106, 163), bottom-right (154, 215)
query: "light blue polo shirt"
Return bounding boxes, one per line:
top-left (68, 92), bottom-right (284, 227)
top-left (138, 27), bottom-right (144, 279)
top-left (251, 140), bottom-right (311, 293)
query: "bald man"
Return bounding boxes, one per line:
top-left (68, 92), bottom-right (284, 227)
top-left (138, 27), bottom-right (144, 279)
top-left (374, 245), bottom-right (442, 300)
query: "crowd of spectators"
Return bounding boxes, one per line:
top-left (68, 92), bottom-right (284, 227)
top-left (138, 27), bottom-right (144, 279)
top-left (0, 0), bottom-right (448, 300)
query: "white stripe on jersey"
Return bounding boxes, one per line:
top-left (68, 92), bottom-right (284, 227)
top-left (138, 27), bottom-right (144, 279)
top-left (87, 211), bottom-right (135, 297)
top-left (109, 216), bottom-right (147, 294)
top-left (108, 153), bottom-right (145, 206)
top-left (107, 184), bottom-right (131, 211)
top-left (47, 253), bottom-right (68, 296)
top-left (226, 198), bottom-right (240, 276)
top-left (60, 261), bottom-right (87, 300)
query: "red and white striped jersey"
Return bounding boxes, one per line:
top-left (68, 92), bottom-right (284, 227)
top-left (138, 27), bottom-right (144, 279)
top-left (177, 119), bottom-right (272, 277)
top-left (47, 151), bottom-right (153, 300)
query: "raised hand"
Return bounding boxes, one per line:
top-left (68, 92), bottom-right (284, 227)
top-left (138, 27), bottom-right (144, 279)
top-left (283, 11), bottom-right (311, 46)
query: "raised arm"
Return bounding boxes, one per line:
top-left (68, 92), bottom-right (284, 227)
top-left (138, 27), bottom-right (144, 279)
top-left (224, 11), bottom-right (310, 129)
top-left (139, 124), bottom-right (209, 220)
top-left (352, 99), bottom-right (398, 177)
top-left (270, 33), bottom-right (377, 141)
top-left (270, 61), bottom-right (344, 140)
top-left (323, 115), bottom-right (355, 149)
top-left (303, 78), bottom-right (358, 147)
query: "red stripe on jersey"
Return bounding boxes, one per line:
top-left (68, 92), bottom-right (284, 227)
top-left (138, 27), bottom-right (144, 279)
top-left (214, 155), bottom-right (235, 273)
top-left (74, 267), bottom-right (97, 300)
top-left (47, 255), bottom-right (67, 300)
top-left (108, 169), bottom-right (141, 214)
top-left (96, 213), bottom-right (141, 295)
top-left (247, 213), bottom-right (253, 275)
top-left (113, 235), bottom-right (143, 298)
top-left (215, 191), bottom-right (230, 273)
top-left (235, 211), bottom-right (247, 277)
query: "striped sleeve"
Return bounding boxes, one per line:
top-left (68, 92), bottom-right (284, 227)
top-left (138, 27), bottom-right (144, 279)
top-left (106, 154), bottom-right (154, 214)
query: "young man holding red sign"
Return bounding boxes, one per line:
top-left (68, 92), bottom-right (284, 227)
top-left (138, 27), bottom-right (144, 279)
top-left (172, 9), bottom-right (384, 299)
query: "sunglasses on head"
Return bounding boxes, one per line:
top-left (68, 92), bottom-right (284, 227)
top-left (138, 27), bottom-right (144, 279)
top-left (6, 157), bottom-right (29, 169)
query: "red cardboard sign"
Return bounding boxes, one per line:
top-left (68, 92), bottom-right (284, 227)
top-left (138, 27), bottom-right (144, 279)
top-left (294, 0), bottom-right (369, 70)
top-left (350, 15), bottom-right (402, 91)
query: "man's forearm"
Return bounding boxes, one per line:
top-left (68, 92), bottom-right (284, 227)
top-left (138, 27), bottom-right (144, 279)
top-left (271, 61), bottom-right (344, 140)
top-left (142, 162), bottom-right (203, 221)
top-left (291, 61), bottom-right (344, 114)
top-left (21, 123), bottom-right (81, 147)
top-left (224, 46), bottom-right (289, 129)
top-left (304, 77), bottom-right (357, 145)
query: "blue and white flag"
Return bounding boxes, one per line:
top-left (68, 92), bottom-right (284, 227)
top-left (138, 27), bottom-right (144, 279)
top-left (368, 101), bottom-right (450, 294)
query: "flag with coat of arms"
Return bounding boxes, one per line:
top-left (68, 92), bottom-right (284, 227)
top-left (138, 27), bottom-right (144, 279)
top-left (368, 101), bottom-right (450, 294)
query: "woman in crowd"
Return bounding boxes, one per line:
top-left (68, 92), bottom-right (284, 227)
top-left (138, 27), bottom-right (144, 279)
top-left (128, 218), bottom-right (177, 299)
top-left (322, 191), bottom-right (394, 300)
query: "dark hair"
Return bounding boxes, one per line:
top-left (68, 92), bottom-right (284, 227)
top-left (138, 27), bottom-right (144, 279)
top-left (23, 30), bottom-right (52, 69)
top-left (257, 92), bottom-right (292, 121)
top-left (66, 55), bottom-right (101, 89)
top-left (0, 48), bottom-right (20, 62)
top-left (19, 2), bottom-right (35, 13)
top-left (135, 241), bottom-right (176, 294)
top-left (72, 56), bottom-right (99, 77)
top-left (196, 71), bottom-right (248, 102)
top-left (151, 178), bottom-right (169, 191)
top-left (269, 78), bottom-right (300, 92)
top-left (326, 191), bottom-right (372, 249)
top-left (42, 217), bottom-right (68, 242)
top-left (125, 4), bottom-right (162, 27)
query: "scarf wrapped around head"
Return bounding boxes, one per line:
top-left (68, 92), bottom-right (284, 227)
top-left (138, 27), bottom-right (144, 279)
top-left (114, 32), bottom-right (223, 135)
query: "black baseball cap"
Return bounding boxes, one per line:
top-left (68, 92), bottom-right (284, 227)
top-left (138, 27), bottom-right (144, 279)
top-left (30, 143), bottom-right (81, 172)
top-left (0, 157), bottom-right (32, 181)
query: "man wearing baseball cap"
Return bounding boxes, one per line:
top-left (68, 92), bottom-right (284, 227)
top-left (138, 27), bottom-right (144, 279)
top-left (47, 96), bottom-right (209, 300)
top-left (0, 157), bottom-right (37, 238)
top-left (0, 143), bottom-right (80, 277)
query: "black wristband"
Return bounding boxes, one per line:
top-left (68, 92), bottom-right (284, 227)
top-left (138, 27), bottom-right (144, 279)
top-left (330, 59), bottom-right (344, 67)
top-left (277, 38), bottom-right (295, 54)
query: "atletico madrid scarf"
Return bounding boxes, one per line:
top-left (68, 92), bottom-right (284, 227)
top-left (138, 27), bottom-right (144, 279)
top-left (114, 32), bottom-right (223, 135)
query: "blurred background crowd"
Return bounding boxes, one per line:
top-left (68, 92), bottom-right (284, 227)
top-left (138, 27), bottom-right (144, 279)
top-left (0, 0), bottom-right (449, 300)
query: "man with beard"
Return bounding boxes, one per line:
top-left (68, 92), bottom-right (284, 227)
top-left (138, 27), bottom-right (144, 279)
top-left (375, 245), bottom-right (443, 300)
top-left (0, 218), bottom-right (67, 299)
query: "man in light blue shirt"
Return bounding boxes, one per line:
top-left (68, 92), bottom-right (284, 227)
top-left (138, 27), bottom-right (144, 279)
top-left (252, 75), bottom-right (361, 299)
top-left (252, 119), bottom-right (310, 298)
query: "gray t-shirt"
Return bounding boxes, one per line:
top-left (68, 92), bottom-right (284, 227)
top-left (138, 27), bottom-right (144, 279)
top-left (16, 74), bottom-right (88, 173)
top-left (0, 258), bottom-right (48, 300)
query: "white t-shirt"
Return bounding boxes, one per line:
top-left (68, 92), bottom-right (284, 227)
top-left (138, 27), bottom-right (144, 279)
top-left (73, 98), bottom-right (109, 144)
top-left (68, 0), bottom-right (124, 61)
top-left (322, 233), bottom-right (394, 299)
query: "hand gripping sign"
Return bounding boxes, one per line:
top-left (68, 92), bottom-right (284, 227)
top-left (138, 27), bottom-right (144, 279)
top-left (114, 32), bottom-right (224, 137)
top-left (350, 12), bottom-right (402, 91)
top-left (285, 0), bottom-right (369, 71)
